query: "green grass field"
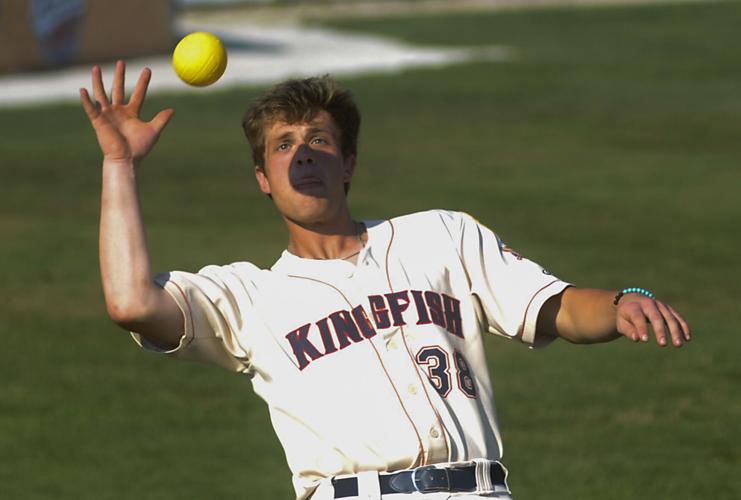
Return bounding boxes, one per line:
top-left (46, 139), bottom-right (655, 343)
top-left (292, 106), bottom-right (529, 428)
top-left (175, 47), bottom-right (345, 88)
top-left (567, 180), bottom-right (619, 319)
top-left (1, 1), bottom-right (739, 499)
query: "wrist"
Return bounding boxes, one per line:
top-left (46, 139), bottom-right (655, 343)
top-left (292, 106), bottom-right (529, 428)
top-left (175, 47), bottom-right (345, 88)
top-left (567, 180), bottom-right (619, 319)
top-left (613, 287), bottom-right (655, 305)
top-left (101, 158), bottom-right (141, 189)
top-left (103, 156), bottom-right (140, 172)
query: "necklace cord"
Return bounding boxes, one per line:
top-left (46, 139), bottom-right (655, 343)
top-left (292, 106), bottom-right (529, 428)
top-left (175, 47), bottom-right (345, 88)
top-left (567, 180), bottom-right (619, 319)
top-left (340, 221), bottom-right (364, 261)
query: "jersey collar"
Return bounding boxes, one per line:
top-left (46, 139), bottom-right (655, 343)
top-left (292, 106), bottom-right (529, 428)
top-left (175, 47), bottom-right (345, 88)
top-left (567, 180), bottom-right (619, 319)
top-left (271, 219), bottom-right (389, 279)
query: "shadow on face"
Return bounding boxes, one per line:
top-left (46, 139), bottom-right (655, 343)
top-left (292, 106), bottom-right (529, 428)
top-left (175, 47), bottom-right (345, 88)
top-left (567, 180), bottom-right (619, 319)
top-left (286, 143), bottom-right (352, 199)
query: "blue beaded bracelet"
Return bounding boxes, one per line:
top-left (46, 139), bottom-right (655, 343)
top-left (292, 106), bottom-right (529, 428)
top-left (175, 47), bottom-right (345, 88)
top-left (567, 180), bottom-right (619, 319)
top-left (613, 287), bottom-right (655, 305)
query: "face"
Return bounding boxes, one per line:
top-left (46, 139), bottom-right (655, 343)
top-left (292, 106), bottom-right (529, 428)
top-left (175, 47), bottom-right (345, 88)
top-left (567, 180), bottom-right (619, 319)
top-left (255, 111), bottom-right (356, 226)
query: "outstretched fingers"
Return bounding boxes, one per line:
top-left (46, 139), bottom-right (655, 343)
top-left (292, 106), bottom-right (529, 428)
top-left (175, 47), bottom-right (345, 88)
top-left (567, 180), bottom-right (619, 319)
top-left (79, 87), bottom-right (99, 121)
top-left (91, 65), bottom-right (109, 110)
top-left (129, 67), bottom-right (152, 114)
top-left (150, 108), bottom-right (175, 135)
top-left (111, 60), bottom-right (126, 105)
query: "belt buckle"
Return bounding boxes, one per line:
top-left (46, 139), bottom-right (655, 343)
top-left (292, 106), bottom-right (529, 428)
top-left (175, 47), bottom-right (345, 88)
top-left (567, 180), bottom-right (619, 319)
top-left (412, 465), bottom-right (451, 493)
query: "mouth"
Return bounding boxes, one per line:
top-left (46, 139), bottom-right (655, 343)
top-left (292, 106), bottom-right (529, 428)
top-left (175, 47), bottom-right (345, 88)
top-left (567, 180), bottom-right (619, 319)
top-left (292, 177), bottom-right (324, 190)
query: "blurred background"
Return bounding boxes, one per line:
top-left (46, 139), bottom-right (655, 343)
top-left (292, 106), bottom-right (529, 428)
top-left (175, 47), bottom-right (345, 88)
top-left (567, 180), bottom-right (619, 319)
top-left (1, 1), bottom-right (739, 499)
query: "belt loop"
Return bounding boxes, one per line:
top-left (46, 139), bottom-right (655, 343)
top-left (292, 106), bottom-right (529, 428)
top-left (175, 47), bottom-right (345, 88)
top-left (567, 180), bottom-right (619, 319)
top-left (474, 459), bottom-right (511, 496)
top-left (355, 470), bottom-right (381, 500)
top-left (474, 459), bottom-right (493, 493)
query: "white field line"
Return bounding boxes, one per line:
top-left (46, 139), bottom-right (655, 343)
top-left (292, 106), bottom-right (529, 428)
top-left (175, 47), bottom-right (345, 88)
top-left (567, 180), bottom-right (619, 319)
top-left (0, 0), bottom-right (719, 108)
top-left (0, 21), bottom-right (511, 108)
top-left (182, 0), bottom-right (720, 24)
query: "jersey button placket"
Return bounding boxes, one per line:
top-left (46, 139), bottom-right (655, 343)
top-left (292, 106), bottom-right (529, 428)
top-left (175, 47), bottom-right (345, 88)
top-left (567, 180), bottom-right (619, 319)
top-left (371, 329), bottom-right (426, 452)
top-left (386, 335), bottom-right (442, 462)
top-left (405, 334), bottom-right (450, 463)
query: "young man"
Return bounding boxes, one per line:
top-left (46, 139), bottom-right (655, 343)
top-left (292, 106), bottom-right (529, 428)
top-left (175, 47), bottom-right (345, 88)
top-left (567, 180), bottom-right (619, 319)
top-left (80, 62), bottom-right (690, 500)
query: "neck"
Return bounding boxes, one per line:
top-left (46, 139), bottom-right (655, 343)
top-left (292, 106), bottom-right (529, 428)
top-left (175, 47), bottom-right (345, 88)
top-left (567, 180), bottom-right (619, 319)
top-left (285, 212), bottom-right (365, 261)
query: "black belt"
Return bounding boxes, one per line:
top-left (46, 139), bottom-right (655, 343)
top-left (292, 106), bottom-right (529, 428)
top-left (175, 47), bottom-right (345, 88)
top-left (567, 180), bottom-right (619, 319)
top-left (332, 462), bottom-right (506, 498)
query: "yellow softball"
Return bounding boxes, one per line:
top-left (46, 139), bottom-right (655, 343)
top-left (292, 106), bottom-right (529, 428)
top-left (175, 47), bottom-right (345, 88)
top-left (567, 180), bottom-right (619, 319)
top-left (172, 32), bottom-right (227, 87)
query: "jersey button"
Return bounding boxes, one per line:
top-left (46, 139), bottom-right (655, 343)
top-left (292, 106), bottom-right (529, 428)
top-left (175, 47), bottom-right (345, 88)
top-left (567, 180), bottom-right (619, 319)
top-left (387, 340), bottom-right (398, 350)
top-left (430, 428), bottom-right (440, 439)
top-left (407, 384), bottom-right (417, 396)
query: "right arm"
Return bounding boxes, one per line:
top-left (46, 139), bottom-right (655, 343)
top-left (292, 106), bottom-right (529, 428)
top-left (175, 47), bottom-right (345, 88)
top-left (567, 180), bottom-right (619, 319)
top-left (81, 61), bottom-right (182, 349)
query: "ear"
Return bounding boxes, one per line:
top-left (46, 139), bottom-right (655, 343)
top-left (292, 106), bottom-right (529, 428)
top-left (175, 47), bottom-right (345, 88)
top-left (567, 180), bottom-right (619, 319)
top-left (342, 154), bottom-right (357, 183)
top-left (255, 166), bottom-right (271, 195)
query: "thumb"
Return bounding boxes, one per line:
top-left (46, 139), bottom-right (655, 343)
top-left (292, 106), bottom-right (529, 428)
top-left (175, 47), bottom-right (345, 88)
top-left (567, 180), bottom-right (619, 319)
top-left (150, 108), bottom-right (175, 134)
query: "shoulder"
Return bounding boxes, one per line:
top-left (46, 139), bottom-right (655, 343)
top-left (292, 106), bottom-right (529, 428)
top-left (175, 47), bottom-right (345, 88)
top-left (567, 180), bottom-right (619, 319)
top-left (198, 261), bottom-right (266, 279)
top-left (389, 209), bottom-right (480, 237)
top-left (378, 210), bottom-right (485, 258)
top-left (389, 208), bottom-right (465, 226)
top-left (171, 261), bottom-right (271, 292)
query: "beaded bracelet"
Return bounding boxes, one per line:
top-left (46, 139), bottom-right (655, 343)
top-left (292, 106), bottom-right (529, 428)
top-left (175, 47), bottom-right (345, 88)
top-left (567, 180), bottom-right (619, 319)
top-left (613, 287), bottom-right (655, 305)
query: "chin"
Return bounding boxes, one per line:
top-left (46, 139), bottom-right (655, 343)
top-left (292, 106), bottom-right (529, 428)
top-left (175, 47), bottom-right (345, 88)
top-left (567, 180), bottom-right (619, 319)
top-left (282, 200), bottom-right (336, 227)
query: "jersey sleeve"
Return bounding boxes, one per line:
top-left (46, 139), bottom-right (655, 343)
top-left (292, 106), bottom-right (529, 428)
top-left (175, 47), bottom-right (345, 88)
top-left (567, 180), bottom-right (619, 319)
top-left (442, 210), bottom-right (571, 347)
top-left (130, 263), bottom-right (258, 372)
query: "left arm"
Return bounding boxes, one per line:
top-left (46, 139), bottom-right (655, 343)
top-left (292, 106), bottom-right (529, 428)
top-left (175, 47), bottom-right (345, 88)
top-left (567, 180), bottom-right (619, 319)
top-left (536, 287), bottom-right (691, 347)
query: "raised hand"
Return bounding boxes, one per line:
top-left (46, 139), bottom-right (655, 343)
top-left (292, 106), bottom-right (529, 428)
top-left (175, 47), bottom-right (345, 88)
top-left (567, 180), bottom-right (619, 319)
top-left (80, 60), bottom-right (174, 164)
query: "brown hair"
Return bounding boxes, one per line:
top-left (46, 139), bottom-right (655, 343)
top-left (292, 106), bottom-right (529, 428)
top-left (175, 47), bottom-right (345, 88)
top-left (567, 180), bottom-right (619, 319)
top-left (242, 75), bottom-right (361, 171)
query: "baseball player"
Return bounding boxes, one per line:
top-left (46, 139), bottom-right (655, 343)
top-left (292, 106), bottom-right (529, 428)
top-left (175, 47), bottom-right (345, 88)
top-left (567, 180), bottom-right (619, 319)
top-left (80, 62), bottom-right (691, 500)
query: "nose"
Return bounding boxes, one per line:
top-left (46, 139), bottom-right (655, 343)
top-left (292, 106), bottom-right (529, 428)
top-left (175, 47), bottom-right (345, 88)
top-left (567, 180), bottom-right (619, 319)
top-left (295, 144), bottom-right (315, 166)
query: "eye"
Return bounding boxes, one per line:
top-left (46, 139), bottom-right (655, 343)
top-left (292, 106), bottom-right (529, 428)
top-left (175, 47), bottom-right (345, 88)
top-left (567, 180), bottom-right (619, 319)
top-left (276, 143), bottom-right (291, 152)
top-left (311, 136), bottom-right (329, 145)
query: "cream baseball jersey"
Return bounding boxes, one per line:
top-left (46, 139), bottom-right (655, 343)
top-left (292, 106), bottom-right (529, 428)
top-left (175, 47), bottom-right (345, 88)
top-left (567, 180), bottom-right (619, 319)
top-left (131, 210), bottom-right (570, 500)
